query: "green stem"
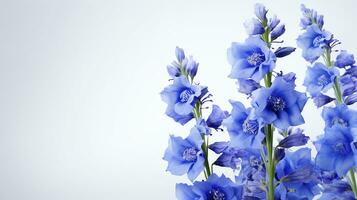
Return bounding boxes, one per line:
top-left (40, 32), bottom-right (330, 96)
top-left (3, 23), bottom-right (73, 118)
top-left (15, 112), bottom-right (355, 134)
top-left (265, 124), bottom-right (275, 200)
top-left (349, 169), bottom-right (357, 199)
top-left (193, 100), bottom-right (212, 178)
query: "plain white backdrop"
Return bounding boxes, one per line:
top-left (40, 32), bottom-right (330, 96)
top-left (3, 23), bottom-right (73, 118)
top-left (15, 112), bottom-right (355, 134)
top-left (0, 0), bottom-right (356, 199)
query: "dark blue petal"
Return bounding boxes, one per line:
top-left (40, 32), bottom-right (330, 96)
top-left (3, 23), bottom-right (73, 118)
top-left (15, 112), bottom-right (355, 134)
top-left (278, 130), bottom-right (309, 148)
top-left (175, 46), bottom-right (185, 63)
top-left (209, 141), bottom-right (229, 154)
top-left (313, 93), bottom-right (334, 108)
top-left (237, 78), bottom-right (261, 95)
top-left (271, 24), bottom-right (285, 40)
top-left (274, 47), bottom-right (296, 58)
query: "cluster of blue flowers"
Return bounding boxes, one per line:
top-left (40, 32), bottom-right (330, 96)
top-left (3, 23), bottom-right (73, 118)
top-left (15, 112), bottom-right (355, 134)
top-left (161, 3), bottom-right (357, 200)
top-left (297, 4), bottom-right (357, 200)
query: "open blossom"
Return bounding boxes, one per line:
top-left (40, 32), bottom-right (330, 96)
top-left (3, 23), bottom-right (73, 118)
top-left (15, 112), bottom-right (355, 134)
top-left (303, 62), bottom-right (339, 97)
top-left (163, 128), bottom-right (205, 182)
top-left (251, 76), bottom-right (307, 130)
top-left (227, 36), bottom-right (276, 82)
top-left (176, 174), bottom-right (243, 200)
top-left (275, 148), bottom-right (321, 200)
top-left (321, 105), bottom-right (357, 129)
top-left (160, 76), bottom-right (208, 125)
top-left (335, 50), bottom-right (355, 68)
top-left (223, 100), bottom-right (265, 148)
top-left (315, 126), bottom-right (357, 177)
top-left (297, 24), bottom-right (332, 63)
top-left (206, 105), bottom-right (229, 130)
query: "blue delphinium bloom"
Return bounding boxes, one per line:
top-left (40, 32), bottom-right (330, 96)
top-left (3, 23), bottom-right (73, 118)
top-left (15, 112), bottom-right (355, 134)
top-left (268, 15), bottom-right (280, 30)
top-left (237, 78), bottom-right (261, 95)
top-left (251, 76), bottom-right (307, 130)
top-left (313, 93), bottom-right (335, 108)
top-left (300, 4), bottom-right (324, 29)
top-left (183, 56), bottom-right (199, 78)
top-left (160, 76), bottom-right (208, 125)
top-left (206, 105), bottom-right (229, 130)
top-left (244, 18), bottom-right (265, 35)
top-left (254, 3), bottom-right (267, 21)
top-left (228, 37), bottom-right (276, 82)
top-left (303, 62), bottom-right (339, 97)
top-left (176, 174), bottom-right (243, 200)
top-left (315, 126), bottom-right (357, 177)
top-left (163, 128), bottom-right (205, 182)
top-left (223, 100), bottom-right (265, 148)
top-left (335, 50), bottom-right (355, 68)
top-left (297, 24), bottom-right (332, 63)
top-left (275, 148), bottom-right (321, 200)
top-left (319, 180), bottom-right (355, 200)
top-left (321, 105), bottom-right (357, 129)
top-left (167, 62), bottom-right (181, 78)
top-left (278, 128), bottom-right (309, 148)
top-left (271, 24), bottom-right (285, 41)
top-left (175, 46), bottom-right (185, 63)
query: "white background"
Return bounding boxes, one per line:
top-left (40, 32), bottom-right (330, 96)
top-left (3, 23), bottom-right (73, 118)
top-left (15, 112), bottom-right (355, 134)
top-left (0, 0), bottom-right (356, 199)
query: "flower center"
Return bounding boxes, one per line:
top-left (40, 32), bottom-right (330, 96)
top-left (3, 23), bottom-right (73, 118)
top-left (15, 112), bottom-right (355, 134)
top-left (182, 147), bottom-right (197, 161)
top-left (332, 117), bottom-right (348, 127)
top-left (317, 74), bottom-right (329, 86)
top-left (312, 35), bottom-right (324, 47)
top-left (179, 89), bottom-right (194, 103)
top-left (247, 52), bottom-right (264, 66)
top-left (249, 156), bottom-right (261, 168)
top-left (243, 119), bottom-right (259, 135)
top-left (334, 142), bottom-right (349, 155)
top-left (267, 96), bottom-right (286, 112)
top-left (209, 188), bottom-right (225, 200)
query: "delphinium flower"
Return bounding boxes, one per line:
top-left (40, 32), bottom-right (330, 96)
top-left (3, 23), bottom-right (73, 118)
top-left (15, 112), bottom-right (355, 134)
top-left (275, 148), bottom-right (321, 200)
top-left (163, 128), bottom-right (205, 181)
top-left (222, 100), bottom-right (265, 148)
top-left (251, 76), bottom-right (307, 130)
top-left (298, 4), bottom-right (357, 198)
top-left (176, 174), bottom-right (243, 200)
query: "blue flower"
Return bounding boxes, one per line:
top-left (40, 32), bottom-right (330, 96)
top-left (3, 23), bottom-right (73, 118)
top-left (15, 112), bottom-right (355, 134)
top-left (163, 128), bottom-right (205, 182)
top-left (335, 50), bottom-right (355, 68)
top-left (193, 119), bottom-right (211, 136)
top-left (299, 4), bottom-right (324, 29)
top-left (275, 148), bottom-right (320, 200)
top-left (228, 37), bottom-right (276, 82)
top-left (340, 72), bottom-right (357, 97)
top-left (160, 76), bottom-right (208, 125)
top-left (321, 105), bottom-right (357, 129)
top-left (313, 93), bottom-right (334, 108)
top-left (274, 47), bottom-right (296, 58)
top-left (183, 56), bottom-right (199, 78)
top-left (278, 128), bottom-right (309, 148)
top-left (320, 180), bottom-right (355, 200)
top-left (244, 18), bottom-right (265, 35)
top-left (206, 105), bottom-right (229, 130)
top-left (268, 15), bottom-right (280, 30)
top-left (251, 76), bottom-right (307, 130)
top-left (271, 24), bottom-right (285, 41)
top-left (254, 3), bottom-right (267, 21)
top-left (176, 174), bottom-right (243, 200)
top-left (175, 46), bottom-right (185, 63)
top-left (236, 78), bottom-right (261, 95)
top-left (315, 126), bottom-right (357, 177)
top-left (223, 100), bottom-right (265, 148)
top-left (297, 24), bottom-right (332, 63)
top-left (303, 62), bottom-right (339, 97)
top-left (167, 62), bottom-right (181, 78)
